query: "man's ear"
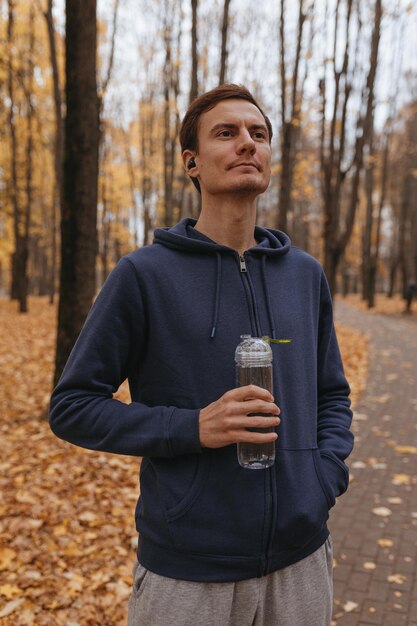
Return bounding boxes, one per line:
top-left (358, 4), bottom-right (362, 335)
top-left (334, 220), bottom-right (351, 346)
top-left (182, 150), bottom-right (198, 174)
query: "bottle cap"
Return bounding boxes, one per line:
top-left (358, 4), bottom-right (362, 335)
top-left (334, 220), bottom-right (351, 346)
top-left (235, 335), bottom-right (273, 366)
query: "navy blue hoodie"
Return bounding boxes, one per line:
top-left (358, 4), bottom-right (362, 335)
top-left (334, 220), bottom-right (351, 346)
top-left (49, 217), bottom-right (353, 582)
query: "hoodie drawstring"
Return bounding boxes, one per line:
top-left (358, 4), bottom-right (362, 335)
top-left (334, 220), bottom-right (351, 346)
top-left (261, 255), bottom-right (276, 340)
top-left (210, 252), bottom-right (222, 338)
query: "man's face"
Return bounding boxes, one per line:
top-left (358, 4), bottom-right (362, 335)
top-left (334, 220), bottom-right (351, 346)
top-left (186, 99), bottom-right (272, 198)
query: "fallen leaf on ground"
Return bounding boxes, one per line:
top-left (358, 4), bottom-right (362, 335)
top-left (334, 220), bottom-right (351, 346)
top-left (394, 445), bottom-right (417, 454)
top-left (354, 413), bottom-right (368, 421)
top-left (0, 599), bottom-right (25, 617)
top-left (0, 584), bottom-right (22, 599)
top-left (372, 507), bottom-right (392, 517)
top-left (387, 574), bottom-right (407, 584)
top-left (378, 539), bottom-right (394, 547)
top-left (343, 600), bottom-right (359, 613)
top-left (0, 549), bottom-right (16, 573)
top-left (392, 474), bottom-right (413, 485)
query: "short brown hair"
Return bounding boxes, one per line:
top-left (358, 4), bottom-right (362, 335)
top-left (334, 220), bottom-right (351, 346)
top-left (180, 83), bottom-right (273, 192)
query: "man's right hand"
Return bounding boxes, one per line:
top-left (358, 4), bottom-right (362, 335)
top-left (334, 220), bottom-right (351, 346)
top-left (199, 385), bottom-right (280, 449)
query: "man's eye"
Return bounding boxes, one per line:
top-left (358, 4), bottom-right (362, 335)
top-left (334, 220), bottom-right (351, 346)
top-left (254, 132), bottom-right (266, 139)
top-left (218, 130), bottom-right (232, 137)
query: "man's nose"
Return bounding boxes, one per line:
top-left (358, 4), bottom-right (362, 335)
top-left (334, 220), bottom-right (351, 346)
top-left (237, 130), bottom-right (256, 154)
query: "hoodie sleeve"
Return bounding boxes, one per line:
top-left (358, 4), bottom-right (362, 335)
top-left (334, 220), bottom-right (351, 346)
top-left (49, 257), bottom-right (202, 458)
top-left (316, 271), bottom-right (354, 501)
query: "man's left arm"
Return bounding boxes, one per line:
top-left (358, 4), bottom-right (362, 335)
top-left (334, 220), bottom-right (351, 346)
top-left (316, 271), bottom-right (354, 502)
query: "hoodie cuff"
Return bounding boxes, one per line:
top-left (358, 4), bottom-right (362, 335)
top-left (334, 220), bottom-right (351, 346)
top-left (168, 408), bottom-right (202, 456)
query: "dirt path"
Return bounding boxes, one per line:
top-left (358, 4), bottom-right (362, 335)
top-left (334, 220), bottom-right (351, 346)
top-left (331, 300), bottom-right (417, 626)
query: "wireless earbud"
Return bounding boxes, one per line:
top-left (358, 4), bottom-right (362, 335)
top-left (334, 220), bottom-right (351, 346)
top-left (187, 159), bottom-right (196, 170)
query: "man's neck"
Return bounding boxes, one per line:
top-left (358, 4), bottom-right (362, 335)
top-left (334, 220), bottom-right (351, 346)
top-left (194, 195), bottom-right (257, 256)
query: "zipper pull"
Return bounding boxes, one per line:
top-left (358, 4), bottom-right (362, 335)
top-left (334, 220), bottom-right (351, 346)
top-left (239, 255), bottom-right (247, 273)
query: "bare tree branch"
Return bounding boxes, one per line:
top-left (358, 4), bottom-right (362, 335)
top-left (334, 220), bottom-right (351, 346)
top-left (100, 0), bottom-right (120, 98)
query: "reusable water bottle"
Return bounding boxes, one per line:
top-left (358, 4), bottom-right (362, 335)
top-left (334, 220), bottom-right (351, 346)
top-left (235, 335), bottom-right (275, 469)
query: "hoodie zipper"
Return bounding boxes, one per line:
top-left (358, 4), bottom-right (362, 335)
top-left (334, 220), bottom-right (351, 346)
top-left (239, 255), bottom-right (247, 273)
top-left (236, 251), bottom-right (275, 576)
top-left (237, 253), bottom-right (257, 332)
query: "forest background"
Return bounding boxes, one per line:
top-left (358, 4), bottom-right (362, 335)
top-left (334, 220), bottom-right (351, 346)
top-left (0, 0), bottom-right (417, 381)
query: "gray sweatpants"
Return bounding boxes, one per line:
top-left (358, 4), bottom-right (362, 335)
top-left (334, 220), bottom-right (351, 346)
top-left (127, 536), bottom-right (333, 626)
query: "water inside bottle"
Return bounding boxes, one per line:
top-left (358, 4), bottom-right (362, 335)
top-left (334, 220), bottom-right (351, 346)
top-left (237, 364), bottom-right (275, 469)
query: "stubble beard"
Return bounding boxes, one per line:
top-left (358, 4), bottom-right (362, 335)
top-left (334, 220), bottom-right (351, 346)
top-left (232, 177), bottom-right (269, 197)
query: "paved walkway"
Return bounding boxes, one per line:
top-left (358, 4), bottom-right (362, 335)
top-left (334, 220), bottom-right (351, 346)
top-left (331, 301), bottom-right (417, 626)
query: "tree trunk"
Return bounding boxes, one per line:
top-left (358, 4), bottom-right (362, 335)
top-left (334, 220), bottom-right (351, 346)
top-left (398, 174), bottom-right (410, 297)
top-left (8, 2), bottom-right (36, 312)
top-left (362, 140), bottom-right (374, 303)
top-left (171, 22), bottom-right (182, 225)
top-left (277, 0), bottom-right (287, 232)
top-left (140, 109), bottom-right (153, 245)
top-left (387, 254), bottom-right (397, 298)
top-left (219, 0), bottom-right (231, 85)
top-left (277, 0), bottom-right (306, 234)
top-left (138, 89), bottom-right (156, 245)
top-left (54, 0), bottom-right (99, 385)
top-left (413, 195), bottom-right (417, 285)
top-left (163, 24), bottom-right (174, 226)
top-left (162, 10), bottom-right (182, 227)
top-left (43, 0), bottom-right (64, 305)
top-left (99, 151), bottom-right (110, 286)
top-left (7, 0), bottom-right (18, 301)
top-left (123, 128), bottom-right (140, 249)
top-left (19, 4), bottom-right (36, 313)
top-left (8, 0), bottom-right (29, 312)
top-left (367, 129), bottom-right (389, 307)
top-left (189, 0), bottom-right (198, 103)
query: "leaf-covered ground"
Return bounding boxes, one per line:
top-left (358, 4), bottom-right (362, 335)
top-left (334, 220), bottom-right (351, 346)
top-left (0, 297), bottom-right (368, 625)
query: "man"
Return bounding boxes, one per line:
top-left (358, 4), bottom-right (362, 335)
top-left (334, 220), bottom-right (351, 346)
top-left (50, 84), bottom-right (353, 626)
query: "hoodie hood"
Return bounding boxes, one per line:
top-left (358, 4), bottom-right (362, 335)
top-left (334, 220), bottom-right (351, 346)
top-left (153, 217), bottom-right (291, 256)
top-left (153, 218), bottom-right (291, 340)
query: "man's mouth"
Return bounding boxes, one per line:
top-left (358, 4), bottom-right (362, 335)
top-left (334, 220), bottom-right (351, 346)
top-left (230, 162), bottom-right (259, 170)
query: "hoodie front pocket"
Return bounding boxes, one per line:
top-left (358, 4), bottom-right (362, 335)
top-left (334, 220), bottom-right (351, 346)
top-left (136, 454), bottom-right (206, 548)
top-left (165, 454), bottom-right (211, 521)
top-left (273, 448), bottom-right (331, 552)
top-left (165, 448), bottom-right (266, 557)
